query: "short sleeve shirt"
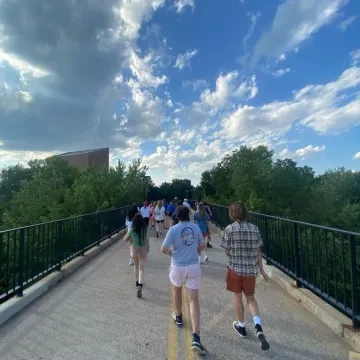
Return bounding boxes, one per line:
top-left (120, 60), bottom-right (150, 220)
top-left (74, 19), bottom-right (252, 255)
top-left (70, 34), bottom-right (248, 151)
top-left (220, 221), bottom-right (263, 276)
top-left (162, 222), bottom-right (205, 266)
top-left (193, 212), bottom-right (210, 234)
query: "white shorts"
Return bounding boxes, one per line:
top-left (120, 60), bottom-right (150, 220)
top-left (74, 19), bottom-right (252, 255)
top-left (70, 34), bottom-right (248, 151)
top-left (169, 263), bottom-right (201, 290)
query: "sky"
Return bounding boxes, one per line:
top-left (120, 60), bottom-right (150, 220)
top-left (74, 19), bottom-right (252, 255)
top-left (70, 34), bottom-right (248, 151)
top-left (0, 0), bottom-right (360, 185)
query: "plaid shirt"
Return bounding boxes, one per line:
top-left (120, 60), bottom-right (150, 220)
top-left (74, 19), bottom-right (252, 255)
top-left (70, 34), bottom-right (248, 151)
top-left (220, 221), bottom-right (263, 276)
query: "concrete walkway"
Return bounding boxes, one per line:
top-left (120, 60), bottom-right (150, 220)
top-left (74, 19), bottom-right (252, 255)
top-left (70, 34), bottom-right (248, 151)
top-left (0, 229), bottom-right (353, 360)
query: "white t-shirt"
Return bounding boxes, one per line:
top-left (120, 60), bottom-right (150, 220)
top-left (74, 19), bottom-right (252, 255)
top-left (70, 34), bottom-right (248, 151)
top-left (154, 206), bottom-right (165, 221)
top-left (125, 219), bottom-right (132, 232)
top-left (140, 206), bottom-right (151, 218)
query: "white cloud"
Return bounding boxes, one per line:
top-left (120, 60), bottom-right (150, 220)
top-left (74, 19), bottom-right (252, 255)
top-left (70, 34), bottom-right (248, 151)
top-left (252, 0), bottom-right (349, 66)
top-left (194, 72), bottom-right (258, 115)
top-left (127, 49), bottom-right (167, 88)
top-left (350, 49), bottom-right (360, 65)
top-left (0, 149), bottom-right (55, 168)
top-left (272, 68), bottom-right (292, 77)
top-left (219, 66), bottom-right (360, 144)
top-left (174, 49), bottom-right (198, 70)
top-left (116, 0), bottom-right (166, 40)
top-left (338, 15), bottom-right (358, 31)
top-left (182, 79), bottom-right (208, 91)
top-left (353, 152), bottom-right (360, 160)
top-left (279, 145), bottom-right (326, 160)
top-left (0, 48), bottom-right (50, 79)
top-left (174, 0), bottom-right (195, 13)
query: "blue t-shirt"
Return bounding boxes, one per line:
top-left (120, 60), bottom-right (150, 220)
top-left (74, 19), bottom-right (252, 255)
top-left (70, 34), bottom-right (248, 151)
top-left (193, 212), bottom-right (210, 234)
top-left (162, 222), bottom-right (205, 266)
top-left (167, 204), bottom-right (176, 215)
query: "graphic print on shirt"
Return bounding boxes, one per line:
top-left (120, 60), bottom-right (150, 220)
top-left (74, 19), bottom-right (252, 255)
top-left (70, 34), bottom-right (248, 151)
top-left (155, 207), bottom-right (161, 216)
top-left (181, 227), bottom-right (195, 246)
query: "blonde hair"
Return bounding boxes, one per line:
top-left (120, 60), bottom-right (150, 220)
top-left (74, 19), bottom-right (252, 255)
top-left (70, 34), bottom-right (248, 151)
top-left (157, 200), bottom-right (163, 208)
top-left (197, 202), bottom-right (206, 219)
top-left (229, 201), bottom-right (249, 222)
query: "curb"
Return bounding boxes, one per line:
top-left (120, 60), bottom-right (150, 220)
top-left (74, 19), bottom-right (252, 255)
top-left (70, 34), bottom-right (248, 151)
top-left (0, 229), bottom-right (126, 328)
top-left (350, 351), bottom-right (360, 360)
top-left (207, 221), bottom-right (360, 352)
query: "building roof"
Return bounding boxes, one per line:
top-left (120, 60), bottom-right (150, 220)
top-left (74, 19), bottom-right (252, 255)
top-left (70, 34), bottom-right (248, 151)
top-left (57, 147), bottom-right (109, 157)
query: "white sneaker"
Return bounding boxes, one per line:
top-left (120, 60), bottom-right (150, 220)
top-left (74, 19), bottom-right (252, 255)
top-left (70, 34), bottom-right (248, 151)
top-left (129, 258), bottom-right (134, 266)
top-left (204, 255), bottom-right (209, 262)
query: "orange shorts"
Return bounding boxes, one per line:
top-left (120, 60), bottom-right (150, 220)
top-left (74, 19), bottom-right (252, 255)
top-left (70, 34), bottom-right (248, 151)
top-left (226, 267), bottom-right (256, 296)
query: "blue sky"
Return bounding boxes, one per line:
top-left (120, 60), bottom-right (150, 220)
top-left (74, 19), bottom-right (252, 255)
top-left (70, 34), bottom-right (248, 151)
top-left (0, 0), bottom-right (360, 185)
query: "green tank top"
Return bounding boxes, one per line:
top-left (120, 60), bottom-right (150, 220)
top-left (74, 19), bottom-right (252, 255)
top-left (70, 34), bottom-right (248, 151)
top-left (129, 228), bottom-right (147, 247)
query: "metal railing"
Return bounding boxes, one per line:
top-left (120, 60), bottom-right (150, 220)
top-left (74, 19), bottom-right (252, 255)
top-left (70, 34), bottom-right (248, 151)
top-left (0, 206), bottom-right (134, 304)
top-left (208, 203), bottom-right (360, 329)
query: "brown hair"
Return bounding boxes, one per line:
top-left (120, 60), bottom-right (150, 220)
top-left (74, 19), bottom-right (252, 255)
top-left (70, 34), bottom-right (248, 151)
top-left (229, 201), bottom-right (249, 222)
top-left (176, 205), bottom-right (190, 222)
top-left (157, 200), bottom-right (163, 208)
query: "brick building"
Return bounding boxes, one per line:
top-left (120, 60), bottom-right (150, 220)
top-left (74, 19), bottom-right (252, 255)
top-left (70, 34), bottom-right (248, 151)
top-left (57, 147), bottom-right (109, 171)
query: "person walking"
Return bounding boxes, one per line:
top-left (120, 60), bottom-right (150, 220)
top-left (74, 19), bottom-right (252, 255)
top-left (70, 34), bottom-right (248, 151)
top-left (140, 201), bottom-right (151, 228)
top-left (160, 205), bottom-right (207, 355)
top-left (154, 200), bottom-right (166, 237)
top-left (149, 201), bottom-right (156, 229)
top-left (124, 213), bottom-right (149, 298)
top-left (220, 201), bottom-right (270, 351)
top-left (171, 200), bottom-right (183, 226)
top-left (203, 202), bottom-right (213, 248)
top-left (125, 205), bottom-right (138, 266)
top-left (166, 200), bottom-right (176, 228)
top-left (193, 203), bottom-right (210, 263)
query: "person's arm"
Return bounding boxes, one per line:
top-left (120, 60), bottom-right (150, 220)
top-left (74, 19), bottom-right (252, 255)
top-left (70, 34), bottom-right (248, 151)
top-left (124, 231), bottom-right (131, 243)
top-left (257, 231), bottom-right (268, 281)
top-left (197, 227), bottom-right (205, 255)
top-left (160, 227), bottom-right (173, 256)
top-left (220, 226), bottom-right (231, 256)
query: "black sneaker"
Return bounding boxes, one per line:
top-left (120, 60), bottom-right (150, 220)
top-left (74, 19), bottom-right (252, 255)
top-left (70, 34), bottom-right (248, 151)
top-left (191, 333), bottom-right (207, 355)
top-left (156, 232), bottom-right (159, 238)
top-left (136, 286), bottom-right (142, 298)
top-left (207, 242), bottom-right (213, 248)
top-left (172, 312), bottom-right (183, 327)
top-left (233, 321), bottom-right (247, 337)
top-left (255, 324), bottom-right (270, 350)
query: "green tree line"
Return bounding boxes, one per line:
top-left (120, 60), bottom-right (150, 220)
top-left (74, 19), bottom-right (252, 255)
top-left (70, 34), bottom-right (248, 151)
top-left (0, 157), bottom-right (195, 230)
top-left (196, 145), bottom-right (360, 233)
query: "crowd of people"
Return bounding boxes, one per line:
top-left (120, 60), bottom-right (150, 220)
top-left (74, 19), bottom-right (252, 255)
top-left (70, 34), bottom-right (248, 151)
top-left (123, 199), bottom-right (270, 355)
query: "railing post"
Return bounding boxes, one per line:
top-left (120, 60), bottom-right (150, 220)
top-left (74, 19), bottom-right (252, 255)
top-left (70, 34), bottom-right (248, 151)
top-left (264, 217), bottom-right (272, 265)
top-left (293, 222), bottom-right (302, 288)
top-left (17, 228), bottom-right (25, 297)
top-left (56, 222), bottom-right (62, 270)
top-left (350, 235), bottom-right (360, 329)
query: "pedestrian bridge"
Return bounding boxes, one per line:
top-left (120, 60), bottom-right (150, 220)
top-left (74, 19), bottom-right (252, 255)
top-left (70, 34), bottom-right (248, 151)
top-left (0, 205), bottom-right (359, 359)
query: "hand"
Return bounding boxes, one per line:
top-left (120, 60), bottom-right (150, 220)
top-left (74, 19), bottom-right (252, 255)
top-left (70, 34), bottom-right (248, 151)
top-left (260, 269), bottom-right (269, 282)
top-left (225, 249), bottom-right (230, 257)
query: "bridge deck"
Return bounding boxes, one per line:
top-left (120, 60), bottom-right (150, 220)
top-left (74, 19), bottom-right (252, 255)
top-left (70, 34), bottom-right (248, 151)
top-left (0, 230), bottom-right (353, 360)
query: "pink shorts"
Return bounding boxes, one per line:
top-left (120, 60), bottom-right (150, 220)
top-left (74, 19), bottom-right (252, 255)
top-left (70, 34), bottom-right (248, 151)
top-left (169, 263), bottom-right (201, 290)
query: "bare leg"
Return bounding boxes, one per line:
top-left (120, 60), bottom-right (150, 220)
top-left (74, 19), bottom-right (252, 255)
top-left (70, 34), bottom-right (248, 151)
top-left (187, 288), bottom-right (200, 334)
top-left (234, 293), bottom-right (245, 322)
top-left (173, 285), bottom-right (182, 315)
top-left (245, 295), bottom-right (259, 317)
top-left (138, 256), bottom-right (147, 285)
top-left (133, 257), bottom-right (139, 283)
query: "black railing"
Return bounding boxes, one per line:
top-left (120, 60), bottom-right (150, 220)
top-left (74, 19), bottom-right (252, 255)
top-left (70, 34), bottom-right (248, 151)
top-left (0, 206), bottom-right (133, 305)
top-left (209, 203), bottom-right (360, 329)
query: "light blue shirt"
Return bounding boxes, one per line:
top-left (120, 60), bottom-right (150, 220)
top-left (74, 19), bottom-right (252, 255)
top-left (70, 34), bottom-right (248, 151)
top-left (162, 222), bottom-right (205, 266)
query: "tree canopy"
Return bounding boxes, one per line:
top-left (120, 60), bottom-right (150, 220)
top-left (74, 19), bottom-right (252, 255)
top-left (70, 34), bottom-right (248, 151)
top-left (0, 157), bottom-right (195, 229)
top-left (196, 145), bottom-right (360, 232)
top-left (1, 145), bottom-right (359, 232)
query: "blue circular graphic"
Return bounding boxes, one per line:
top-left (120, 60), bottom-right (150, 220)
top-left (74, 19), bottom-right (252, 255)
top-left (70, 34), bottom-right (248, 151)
top-left (181, 227), bottom-right (195, 246)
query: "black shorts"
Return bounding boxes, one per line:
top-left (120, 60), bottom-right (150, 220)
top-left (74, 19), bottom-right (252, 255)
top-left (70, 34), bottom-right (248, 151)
top-left (156, 220), bottom-right (164, 223)
top-left (144, 217), bottom-right (149, 226)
